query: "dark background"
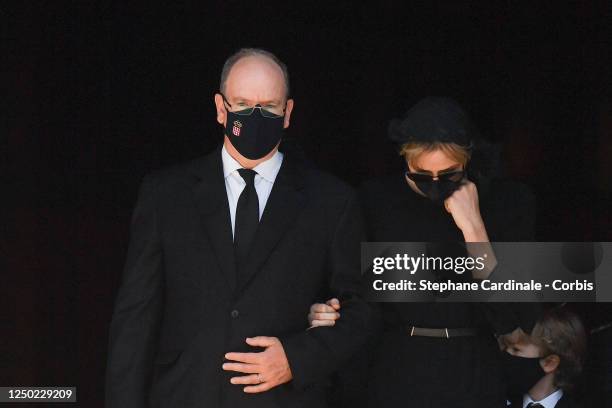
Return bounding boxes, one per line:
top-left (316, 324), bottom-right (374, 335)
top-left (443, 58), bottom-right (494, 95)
top-left (4, 1), bottom-right (611, 406)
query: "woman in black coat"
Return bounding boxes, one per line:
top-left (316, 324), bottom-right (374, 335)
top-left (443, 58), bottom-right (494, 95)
top-left (308, 97), bottom-right (539, 407)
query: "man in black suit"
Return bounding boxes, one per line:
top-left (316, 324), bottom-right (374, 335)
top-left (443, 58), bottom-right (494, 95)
top-left (105, 48), bottom-right (372, 408)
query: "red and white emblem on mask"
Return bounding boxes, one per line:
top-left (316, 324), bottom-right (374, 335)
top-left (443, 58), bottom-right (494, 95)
top-left (232, 120), bottom-right (242, 136)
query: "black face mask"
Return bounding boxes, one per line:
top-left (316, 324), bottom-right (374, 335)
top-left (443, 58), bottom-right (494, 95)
top-left (225, 108), bottom-right (285, 160)
top-left (405, 170), bottom-right (465, 205)
top-left (500, 352), bottom-right (547, 397)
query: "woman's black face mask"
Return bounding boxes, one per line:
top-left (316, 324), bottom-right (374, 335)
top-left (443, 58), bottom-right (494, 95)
top-left (405, 169), bottom-right (465, 205)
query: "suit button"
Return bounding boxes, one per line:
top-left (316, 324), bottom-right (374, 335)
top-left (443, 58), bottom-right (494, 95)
top-left (230, 309), bottom-right (239, 318)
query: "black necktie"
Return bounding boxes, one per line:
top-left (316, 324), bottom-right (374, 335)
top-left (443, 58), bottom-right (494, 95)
top-left (527, 403), bottom-right (544, 408)
top-left (234, 169), bottom-right (259, 275)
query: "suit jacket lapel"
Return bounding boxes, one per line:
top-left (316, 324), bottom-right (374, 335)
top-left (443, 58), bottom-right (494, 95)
top-left (235, 153), bottom-right (306, 294)
top-left (191, 146), bottom-right (237, 293)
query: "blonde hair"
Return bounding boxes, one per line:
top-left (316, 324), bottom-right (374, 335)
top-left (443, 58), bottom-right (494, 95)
top-left (399, 141), bottom-right (471, 166)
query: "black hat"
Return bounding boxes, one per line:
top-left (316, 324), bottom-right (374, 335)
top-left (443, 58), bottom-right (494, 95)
top-left (388, 97), bottom-right (475, 148)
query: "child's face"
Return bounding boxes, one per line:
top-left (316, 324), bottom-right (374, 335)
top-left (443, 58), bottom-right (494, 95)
top-left (499, 326), bottom-right (562, 389)
top-left (503, 329), bottom-right (560, 376)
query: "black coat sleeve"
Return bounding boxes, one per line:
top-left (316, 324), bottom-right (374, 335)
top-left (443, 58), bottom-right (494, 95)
top-left (480, 181), bottom-right (542, 335)
top-left (105, 175), bottom-right (164, 408)
top-left (279, 191), bottom-right (376, 390)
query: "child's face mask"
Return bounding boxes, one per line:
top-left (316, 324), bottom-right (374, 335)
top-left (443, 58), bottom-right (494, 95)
top-left (501, 352), bottom-right (547, 396)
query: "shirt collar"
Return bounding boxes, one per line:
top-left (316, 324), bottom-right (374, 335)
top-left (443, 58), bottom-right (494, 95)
top-left (523, 389), bottom-right (564, 408)
top-left (221, 144), bottom-right (283, 183)
top-left (221, 145), bottom-right (242, 178)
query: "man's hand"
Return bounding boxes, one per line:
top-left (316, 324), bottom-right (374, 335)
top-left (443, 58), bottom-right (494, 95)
top-left (223, 336), bottom-right (292, 393)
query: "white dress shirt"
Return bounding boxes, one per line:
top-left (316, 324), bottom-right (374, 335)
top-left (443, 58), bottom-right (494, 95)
top-left (522, 388), bottom-right (564, 408)
top-left (221, 144), bottom-right (283, 238)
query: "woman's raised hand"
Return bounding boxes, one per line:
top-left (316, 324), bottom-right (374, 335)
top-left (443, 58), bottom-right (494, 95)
top-left (445, 181), bottom-right (489, 242)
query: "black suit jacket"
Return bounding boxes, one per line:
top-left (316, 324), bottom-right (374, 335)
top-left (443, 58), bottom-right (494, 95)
top-left (105, 145), bottom-right (372, 408)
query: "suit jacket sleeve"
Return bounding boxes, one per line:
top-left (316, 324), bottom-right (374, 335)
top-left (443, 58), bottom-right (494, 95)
top-left (279, 190), bottom-right (376, 390)
top-left (105, 174), bottom-right (164, 408)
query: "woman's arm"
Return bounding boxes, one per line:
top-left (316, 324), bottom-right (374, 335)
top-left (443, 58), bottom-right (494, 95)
top-left (445, 180), bottom-right (498, 278)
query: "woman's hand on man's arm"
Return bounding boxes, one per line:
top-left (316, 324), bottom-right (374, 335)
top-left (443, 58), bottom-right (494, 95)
top-left (307, 298), bottom-right (341, 329)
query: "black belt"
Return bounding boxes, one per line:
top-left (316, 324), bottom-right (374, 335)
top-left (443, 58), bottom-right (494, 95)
top-left (406, 325), bottom-right (480, 338)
